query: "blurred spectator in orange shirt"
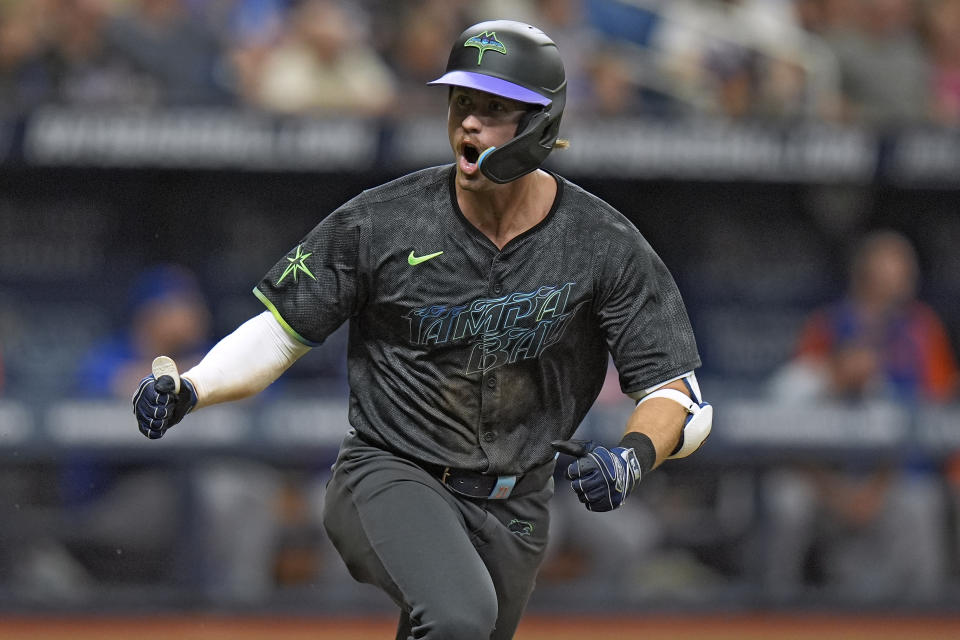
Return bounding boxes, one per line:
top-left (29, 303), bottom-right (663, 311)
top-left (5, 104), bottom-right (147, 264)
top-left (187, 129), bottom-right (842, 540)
top-left (764, 229), bottom-right (957, 603)
top-left (791, 230), bottom-right (958, 403)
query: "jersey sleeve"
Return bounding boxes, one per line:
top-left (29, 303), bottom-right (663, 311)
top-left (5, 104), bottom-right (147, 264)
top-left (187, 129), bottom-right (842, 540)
top-left (254, 199), bottom-right (369, 346)
top-left (596, 230), bottom-right (701, 395)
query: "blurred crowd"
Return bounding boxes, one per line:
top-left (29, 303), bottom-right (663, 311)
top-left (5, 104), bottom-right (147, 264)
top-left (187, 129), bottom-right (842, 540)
top-left (3, 0), bottom-right (960, 124)
top-left (2, 229), bottom-right (957, 607)
top-left (4, 0), bottom-right (960, 613)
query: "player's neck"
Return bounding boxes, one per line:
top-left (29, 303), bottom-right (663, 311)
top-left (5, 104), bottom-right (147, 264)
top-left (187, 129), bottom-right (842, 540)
top-left (456, 170), bottom-right (557, 250)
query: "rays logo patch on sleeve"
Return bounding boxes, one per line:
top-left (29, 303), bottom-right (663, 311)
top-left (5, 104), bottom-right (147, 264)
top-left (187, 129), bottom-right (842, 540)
top-left (277, 244), bottom-right (317, 285)
top-left (464, 31), bottom-right (507, 64)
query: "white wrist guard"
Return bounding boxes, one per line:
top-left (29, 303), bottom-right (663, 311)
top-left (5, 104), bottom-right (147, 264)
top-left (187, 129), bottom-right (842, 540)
top-left (638, 387), bottom-right (713, 459)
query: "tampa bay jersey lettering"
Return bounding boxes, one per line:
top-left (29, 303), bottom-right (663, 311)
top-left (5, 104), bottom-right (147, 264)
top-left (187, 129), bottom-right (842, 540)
top-left (405, 283), bottom-right (577, 373)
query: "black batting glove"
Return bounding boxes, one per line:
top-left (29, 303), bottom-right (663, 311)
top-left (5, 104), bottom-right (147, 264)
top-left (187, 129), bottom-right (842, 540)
top-left (552, 433), bottom-right (654, 512)
top-left (133, 374), bottom-right (197, 439)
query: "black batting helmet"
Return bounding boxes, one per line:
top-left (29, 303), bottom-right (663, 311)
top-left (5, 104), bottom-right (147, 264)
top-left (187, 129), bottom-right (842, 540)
top-left (428, 20), bottom-right (566, 183)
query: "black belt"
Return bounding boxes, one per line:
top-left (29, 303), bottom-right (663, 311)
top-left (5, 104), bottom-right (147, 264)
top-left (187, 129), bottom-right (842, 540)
top-left (351, 431), bottom-right (555, 500)
top-left (422, 456), bottom-right (556, 500)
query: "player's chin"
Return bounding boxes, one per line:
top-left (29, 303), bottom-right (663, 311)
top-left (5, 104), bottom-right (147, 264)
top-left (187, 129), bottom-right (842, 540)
top-left (455, 165), bottom-right (490, 191)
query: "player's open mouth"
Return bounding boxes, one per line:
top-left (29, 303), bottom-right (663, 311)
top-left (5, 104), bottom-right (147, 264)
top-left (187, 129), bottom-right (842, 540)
top-left (459, 143), bottom-right (481, 174)
top-left (463, 143), bottom-right (480, 164)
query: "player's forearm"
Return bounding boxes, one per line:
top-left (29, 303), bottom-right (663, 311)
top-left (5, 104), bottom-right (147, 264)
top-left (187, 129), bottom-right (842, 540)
top-left (182, 311), bottom-right (311, 409)
top-left (623, 379), bottom-right (689, 468)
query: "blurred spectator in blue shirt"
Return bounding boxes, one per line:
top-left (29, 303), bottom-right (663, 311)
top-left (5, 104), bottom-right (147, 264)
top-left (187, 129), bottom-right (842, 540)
top-left (9, 265), bottom-right (214, 599)
top-left (64, 263), bottom-right (295, 604)
top-left (188, 0), bottom-right (291, 106)
top-left (78, 263), bottom-right (211, 398)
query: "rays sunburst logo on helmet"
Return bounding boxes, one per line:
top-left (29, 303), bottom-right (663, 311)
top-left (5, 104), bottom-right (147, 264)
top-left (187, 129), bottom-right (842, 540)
top-left (464, 31), bottom-right (507, 64)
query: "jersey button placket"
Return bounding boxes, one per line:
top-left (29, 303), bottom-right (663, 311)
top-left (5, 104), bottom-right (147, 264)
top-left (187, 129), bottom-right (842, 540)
top-left (479, 257), bottom-right (502, 454)
top-left (489, 255), bottom-right (502, 297)
top-left (480, 372), bottom-right (498, 447)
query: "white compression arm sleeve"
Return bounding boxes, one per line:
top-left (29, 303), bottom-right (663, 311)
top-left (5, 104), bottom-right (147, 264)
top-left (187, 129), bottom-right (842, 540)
top-left (182, 311), bottom-right (312, 408)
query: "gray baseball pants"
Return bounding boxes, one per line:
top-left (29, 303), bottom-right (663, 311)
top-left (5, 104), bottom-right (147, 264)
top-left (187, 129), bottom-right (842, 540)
top-left (322, 431), bottom-right (554, 640)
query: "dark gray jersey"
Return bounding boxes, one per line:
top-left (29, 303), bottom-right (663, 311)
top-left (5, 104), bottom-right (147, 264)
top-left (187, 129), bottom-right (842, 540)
top-left (255, 166), bottom-right (700, 475)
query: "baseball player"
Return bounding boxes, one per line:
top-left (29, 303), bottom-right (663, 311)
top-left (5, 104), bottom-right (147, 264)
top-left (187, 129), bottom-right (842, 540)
top-left (133, 20), bottom-right (711, 640)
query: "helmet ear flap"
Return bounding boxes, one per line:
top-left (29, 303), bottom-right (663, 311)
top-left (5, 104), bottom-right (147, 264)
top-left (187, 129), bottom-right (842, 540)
top-left (479, 109), bottom-right (559, 183)
top-left (515, 107), bottom-right (540, 137)
top-left (539, 113), bottom-right (562, 147)
top-left (514, 106), bottom-right (560, 147)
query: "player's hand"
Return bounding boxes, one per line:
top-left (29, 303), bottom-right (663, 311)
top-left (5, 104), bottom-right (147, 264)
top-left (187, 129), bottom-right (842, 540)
top-left (551, 439), bottom-right (642, 512)
top-left (132, 374), bottom-right (197, 439)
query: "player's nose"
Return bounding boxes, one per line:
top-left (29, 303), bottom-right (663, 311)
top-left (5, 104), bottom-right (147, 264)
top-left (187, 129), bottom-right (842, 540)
top-left (460, 112), bottom-right (482, 133)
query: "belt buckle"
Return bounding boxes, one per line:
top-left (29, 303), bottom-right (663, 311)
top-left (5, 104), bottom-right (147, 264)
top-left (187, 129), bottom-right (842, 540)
top-left (488, 475), bottom-right (517, 500)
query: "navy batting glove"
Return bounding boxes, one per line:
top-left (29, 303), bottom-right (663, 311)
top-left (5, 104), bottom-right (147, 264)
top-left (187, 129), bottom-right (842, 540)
top-left (133, 374), bottom-right (197, 439)
top-left (552, 435), bottom-right (650, 512)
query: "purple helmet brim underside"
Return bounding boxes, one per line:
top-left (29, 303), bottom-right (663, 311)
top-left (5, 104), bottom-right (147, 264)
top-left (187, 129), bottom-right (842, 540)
top-left (428, 71), bottom-right (551, 106)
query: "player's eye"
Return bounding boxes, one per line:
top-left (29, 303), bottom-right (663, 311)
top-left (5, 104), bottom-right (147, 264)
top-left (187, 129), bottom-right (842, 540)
top-left (488, 100), bottom-right (506, 113)
top-left (455, 94), bottom-right (471, 109)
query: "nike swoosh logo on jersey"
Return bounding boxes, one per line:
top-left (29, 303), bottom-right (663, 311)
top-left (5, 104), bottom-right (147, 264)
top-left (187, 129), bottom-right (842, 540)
top-left (408, 250), bottom-right (444, 265)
